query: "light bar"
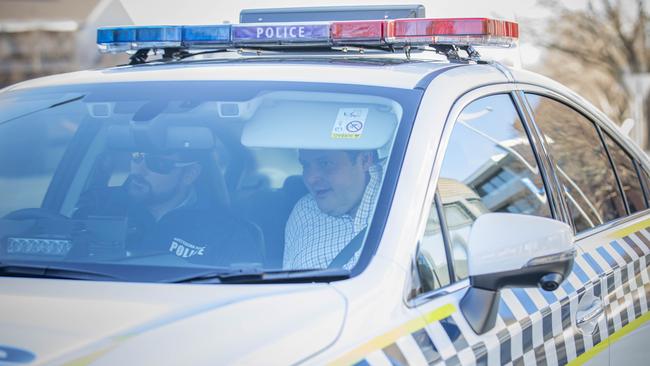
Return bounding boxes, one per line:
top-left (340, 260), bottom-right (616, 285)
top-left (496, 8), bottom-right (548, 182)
top-left (96, 17), bottom-right (519, 54)
top-left (386, 18), bottom-right (519, 47)
top-left (330, 20), bottom-right (385, 44)
top-left (231, 23), bottom-right (330, 45)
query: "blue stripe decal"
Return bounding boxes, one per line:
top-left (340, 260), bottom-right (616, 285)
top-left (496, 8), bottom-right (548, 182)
top-left (540, 287), bottom-right (558, 303)
top-left (512, 288), bottom-right (537, 315)
top-left (596, 246), bottom-right (618, 268)
top-left (610, 240), bottom-right (632, 262)
top-left (498, 297), bottom-right (518, 326)
top-left (561, 280), bottom-right (576, 294)
top-left (622, 236), bottom-right (645, 257)
top-left (573, 263), bottom-right (590, 283)
top-left (582, 253), bottom-right (605, 274)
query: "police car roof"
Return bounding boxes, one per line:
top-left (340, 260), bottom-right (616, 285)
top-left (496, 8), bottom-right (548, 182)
top-left (4, 54), bottom-right (578, 103)
top-left (4, 55), bottom-right (491, 92)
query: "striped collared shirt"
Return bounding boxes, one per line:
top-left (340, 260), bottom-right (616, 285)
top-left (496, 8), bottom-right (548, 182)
top-left (283, 164), bottom-right (382, 269)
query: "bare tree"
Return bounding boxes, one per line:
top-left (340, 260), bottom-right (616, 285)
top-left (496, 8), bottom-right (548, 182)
top-left (533, 0), bottom-right (649, 146)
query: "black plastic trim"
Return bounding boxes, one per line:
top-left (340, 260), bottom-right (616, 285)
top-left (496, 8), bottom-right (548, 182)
top-left (596, 124), bottom-right (630, 215)
top-left (434, 192), bottom-right (456, 281)
top-left (634, 159), bottom-right (650, 207)
top-left (511, 91), bottom-right (561, 221)
top-left (471, 257), bottom-right (574, 291)
top-left (460, 287), bottom-right (500, 334)
top-left (461, 255), bottom-right (573, 334)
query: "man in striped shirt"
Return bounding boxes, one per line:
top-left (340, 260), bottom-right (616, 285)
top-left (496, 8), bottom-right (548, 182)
top-left (283, 149), bottom-right (382, 270)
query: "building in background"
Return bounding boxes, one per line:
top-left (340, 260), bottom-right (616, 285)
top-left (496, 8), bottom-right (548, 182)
top-left (0, 0), bottom-right (130, 87)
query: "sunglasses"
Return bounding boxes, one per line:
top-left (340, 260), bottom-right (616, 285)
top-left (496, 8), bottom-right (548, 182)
top-left (131, 152), bottom-right (197, 174)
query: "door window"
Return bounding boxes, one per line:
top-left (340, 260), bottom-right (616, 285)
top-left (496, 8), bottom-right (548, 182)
top-left (639, 166), bottom-right (650, 203)
top-left (526, 94), bottom-right (626, 232)
top-left (429, 94), bottom-right (551, 281)
top-left (602, 133), bottom-right (648, 213)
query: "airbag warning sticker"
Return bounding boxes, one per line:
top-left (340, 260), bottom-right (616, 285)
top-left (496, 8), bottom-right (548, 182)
top-left (331, 108), bottom-right (368, 139)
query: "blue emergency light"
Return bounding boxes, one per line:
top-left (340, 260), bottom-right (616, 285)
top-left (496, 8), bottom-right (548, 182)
top-left (182, 25), bottom-right (231, 47)
top-left (97, 27), bottom-right (136, 52)
top-left (135, 26), bottom-right (182, 48)
top-left (98, 25), bottom-right (232, 51)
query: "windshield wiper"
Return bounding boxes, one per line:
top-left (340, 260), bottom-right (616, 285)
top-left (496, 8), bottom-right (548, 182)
top-left (172, 268), bottom-right (351, 284)
top-left (0, 261), bottom-right (123, 281)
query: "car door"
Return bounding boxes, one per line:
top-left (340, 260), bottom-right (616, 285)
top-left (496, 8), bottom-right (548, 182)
top-left (409, 87), bottom-right (610, 366)
top-left (523, 90), bottom-right (650, 366)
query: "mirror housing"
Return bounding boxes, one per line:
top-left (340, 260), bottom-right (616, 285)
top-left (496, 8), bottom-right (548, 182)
top-left (460, 213), bottom-right (574, 334)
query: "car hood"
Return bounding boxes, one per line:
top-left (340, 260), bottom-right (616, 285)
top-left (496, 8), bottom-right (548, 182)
top-left (0, 277), bottom-right (347, 365)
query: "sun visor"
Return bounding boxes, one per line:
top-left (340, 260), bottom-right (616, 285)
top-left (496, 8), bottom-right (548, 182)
top-left (241, 92), bottom-right (401, 150)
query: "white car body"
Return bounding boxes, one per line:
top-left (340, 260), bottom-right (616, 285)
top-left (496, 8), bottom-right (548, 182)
top-left (1, 51), bottom-right (648, 366)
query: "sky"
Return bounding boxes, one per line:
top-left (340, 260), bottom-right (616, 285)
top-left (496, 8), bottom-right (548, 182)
top-left (121, 0), bottom-right (590, 24)
top-left (119, 0), bottom-right (590, 67)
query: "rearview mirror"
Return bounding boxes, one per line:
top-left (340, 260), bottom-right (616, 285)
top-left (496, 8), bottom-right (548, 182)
top-left (460, 213), bottom-right (574, 334)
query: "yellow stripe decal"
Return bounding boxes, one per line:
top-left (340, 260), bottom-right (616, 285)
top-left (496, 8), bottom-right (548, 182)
top-left (62, 335), bottom-right (133, 366)
top-left (567, 310), bottom-right (650, 366)
top-left (63, 346), bottom-right (117, 366)
top-left (609, 218), bottom-right (650, 239)
top-left (329, 304), bottom-right (456, 366)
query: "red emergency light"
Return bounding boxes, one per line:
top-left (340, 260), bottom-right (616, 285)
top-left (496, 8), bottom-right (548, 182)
top-left (386, 17), bottom-right (519, 47)
top-left (330, 20), bottom-right (385, 44)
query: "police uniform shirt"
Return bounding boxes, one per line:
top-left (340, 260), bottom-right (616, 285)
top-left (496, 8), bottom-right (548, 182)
top-left (74, 187), bottom-right (264, 266)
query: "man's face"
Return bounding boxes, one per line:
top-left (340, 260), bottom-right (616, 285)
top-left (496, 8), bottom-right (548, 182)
top-left (126, 152), bottom-right (195, 206)
top-left (299, 150), bottom-right (372, 216)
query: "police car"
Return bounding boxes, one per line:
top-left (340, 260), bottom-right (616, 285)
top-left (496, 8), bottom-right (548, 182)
top-left (0, 5), bottom-right (648, 366)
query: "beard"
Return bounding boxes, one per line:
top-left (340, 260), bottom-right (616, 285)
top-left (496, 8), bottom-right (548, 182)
top-left (125, 174), bottom-right (178, 207)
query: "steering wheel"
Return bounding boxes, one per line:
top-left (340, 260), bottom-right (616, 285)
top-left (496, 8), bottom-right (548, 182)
top-left (4, 208), bottom-right (69, 220)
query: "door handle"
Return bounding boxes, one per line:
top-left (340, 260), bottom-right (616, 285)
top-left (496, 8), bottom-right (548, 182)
top-left (576, 299), bottom-right (604, 331)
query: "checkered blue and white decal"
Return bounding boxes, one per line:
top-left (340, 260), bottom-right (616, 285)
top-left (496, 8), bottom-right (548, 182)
top-left (335, 225), bottom-right (650, 366)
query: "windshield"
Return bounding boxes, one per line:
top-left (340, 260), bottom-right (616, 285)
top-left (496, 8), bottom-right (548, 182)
top-left (0, 80), bottom-right (419, 283)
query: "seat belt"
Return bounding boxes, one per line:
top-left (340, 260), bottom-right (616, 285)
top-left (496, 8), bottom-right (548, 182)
top-left (327, 228), bottom-right (367, 269)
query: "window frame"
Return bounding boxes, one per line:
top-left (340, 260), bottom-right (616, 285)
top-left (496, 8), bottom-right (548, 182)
top-left (600, 130), bottom-right (650, 213)
top-left (518, 86), bottom-right (650, 241)
top-left (598, 126), bottom-right (633, 215)
top-left (408, 82), bottom-right (650, 307)
top-left (407, 85), bottom-right (558, 306)
top-left (524, 92), bottom-right (629, 227)
top-left (636, 160), bottom-right (650, 206)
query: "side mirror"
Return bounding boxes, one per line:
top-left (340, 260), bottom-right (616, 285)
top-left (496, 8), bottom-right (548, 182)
top-left (460, 213), bottom-right (574, 334)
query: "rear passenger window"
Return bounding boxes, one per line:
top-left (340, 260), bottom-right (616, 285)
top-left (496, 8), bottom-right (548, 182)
top-left (527, 94), bottom-right (626, 232)
top-left (638, 165), bottom-right (650, 204)
top-left (602, 133), bottom-right (648, 213)
top-left (431, 94), bottom-right (551, 280)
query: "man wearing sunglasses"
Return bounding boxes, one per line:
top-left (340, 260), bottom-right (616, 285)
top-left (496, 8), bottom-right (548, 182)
top-left (74, 149), bottom-right (264, 266)
top-left (126, 151), bottom-right (202, 220)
